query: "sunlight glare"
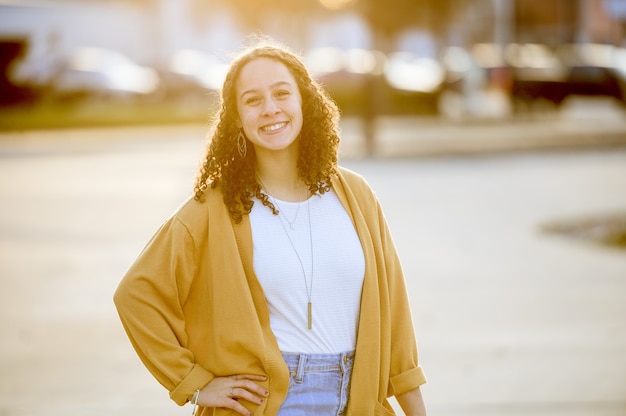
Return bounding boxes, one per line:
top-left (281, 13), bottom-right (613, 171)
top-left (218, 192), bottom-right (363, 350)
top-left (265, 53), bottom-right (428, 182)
top-left (318, 0), bottom-right (357, 10)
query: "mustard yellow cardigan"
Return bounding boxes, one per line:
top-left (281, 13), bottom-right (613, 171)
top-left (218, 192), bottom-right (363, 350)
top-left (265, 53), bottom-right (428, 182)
top-left (114, 167), bottom-right (426, 415)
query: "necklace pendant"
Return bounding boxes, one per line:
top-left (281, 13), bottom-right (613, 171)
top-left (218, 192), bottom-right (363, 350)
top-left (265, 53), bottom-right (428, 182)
top-left (307, 301), bottom-right (312, 330)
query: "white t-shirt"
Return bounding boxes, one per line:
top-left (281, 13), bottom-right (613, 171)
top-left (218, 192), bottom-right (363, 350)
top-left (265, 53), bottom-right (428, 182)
top-left (249, 190), bottom-right (365, 353)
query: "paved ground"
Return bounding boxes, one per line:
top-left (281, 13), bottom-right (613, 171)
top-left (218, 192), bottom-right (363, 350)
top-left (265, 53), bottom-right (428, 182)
top-left (1, 108), bottom-right (625, 415)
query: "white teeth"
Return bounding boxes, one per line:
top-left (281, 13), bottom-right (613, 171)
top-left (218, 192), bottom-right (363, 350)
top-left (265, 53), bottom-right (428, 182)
top-left (263, 122), bottom-right (286, 132)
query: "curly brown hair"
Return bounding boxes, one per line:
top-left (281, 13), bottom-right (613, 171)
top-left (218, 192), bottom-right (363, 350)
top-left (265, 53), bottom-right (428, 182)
top-left (193, 37), bottom-right (341, 223)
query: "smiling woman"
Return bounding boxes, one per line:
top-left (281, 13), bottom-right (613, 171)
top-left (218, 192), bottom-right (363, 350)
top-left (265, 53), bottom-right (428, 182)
top-left (114, 35), bottom-right (427, 416)
top-left (235, 58), bottom-right (304, 159)
top-left (55, 47), bottom-right (160, 97)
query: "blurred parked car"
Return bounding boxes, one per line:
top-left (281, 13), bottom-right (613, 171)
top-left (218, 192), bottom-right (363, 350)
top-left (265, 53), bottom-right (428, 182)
top-left (439, 42), bottom-right (626, 115)
top-left (512, 64), bottom-right (625, 108)
top-left (507, 43), bottom-right (626, 109)
top-left (0, 38), bottom-right (39, 106)
top-left (307, 47), bottom-right (444, 116)
top-left (50, 47), bottom-right (160, 101)
top-left (164, 49), bottom-right (228, 99)
top-left (306, 47), bottom-right (385, 116)
top-left (383, 51), bottom-right (445, 115)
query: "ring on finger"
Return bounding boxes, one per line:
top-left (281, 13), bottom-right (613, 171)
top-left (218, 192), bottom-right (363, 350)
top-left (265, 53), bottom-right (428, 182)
top-left (228, 387), bottom-right (234, 398)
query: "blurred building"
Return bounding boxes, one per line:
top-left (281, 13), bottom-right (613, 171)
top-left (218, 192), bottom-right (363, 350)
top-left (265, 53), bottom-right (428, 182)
top-left (1, 0), bottom-right (625, 115)
top-left (515, 0), bottom-right (624, 45)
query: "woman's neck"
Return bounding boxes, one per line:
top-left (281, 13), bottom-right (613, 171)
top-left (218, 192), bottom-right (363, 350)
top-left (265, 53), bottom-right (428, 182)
top-left (256, 163), bottom-right (307, 202)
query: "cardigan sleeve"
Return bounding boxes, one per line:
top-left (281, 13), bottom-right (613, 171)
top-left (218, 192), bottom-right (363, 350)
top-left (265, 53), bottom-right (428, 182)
top-left (376, 198), bottom-right (428, 396)
top-left (335, 167), bottom-right (427, 397)
top-left (113, 216), bottom-right (215, 405)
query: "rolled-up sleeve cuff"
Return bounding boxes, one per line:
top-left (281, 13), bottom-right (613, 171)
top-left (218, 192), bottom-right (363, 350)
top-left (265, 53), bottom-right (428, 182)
top-left (170, 364), bottom-right (215, 406)
top-left (388, 366), bottom-right (427, 397)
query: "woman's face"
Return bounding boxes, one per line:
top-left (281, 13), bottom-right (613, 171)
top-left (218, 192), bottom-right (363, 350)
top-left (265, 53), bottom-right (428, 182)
top-left (235, 57), bottom-right (303, 156)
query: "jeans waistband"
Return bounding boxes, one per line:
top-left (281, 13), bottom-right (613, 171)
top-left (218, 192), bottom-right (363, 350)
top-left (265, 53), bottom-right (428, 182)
top-left (281, 351), bottom-right (355, 383)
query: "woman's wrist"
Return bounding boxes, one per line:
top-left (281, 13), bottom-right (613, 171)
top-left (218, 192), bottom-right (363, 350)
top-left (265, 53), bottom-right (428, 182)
top-left (190, 389), bottom-right (200, 415)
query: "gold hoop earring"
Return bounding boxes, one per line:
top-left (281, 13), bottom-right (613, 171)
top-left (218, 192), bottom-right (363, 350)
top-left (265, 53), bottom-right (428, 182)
top-left (237, 129), bottom-right (247, 158)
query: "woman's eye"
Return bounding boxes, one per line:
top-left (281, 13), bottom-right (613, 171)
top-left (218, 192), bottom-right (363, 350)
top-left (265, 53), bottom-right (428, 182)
top-left (275, 90), bottom-right (290, 98)
top-left (245, 96), bottom-right (260, 105)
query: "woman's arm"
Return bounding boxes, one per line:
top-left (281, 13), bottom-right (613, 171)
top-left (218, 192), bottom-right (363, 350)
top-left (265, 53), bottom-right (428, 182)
top-left (396, 386), bottom-right (426, 416)
top-left (114, 216), bottom-right (211, 405)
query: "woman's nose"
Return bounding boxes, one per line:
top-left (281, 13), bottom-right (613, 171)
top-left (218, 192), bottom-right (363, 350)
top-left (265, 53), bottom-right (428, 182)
top-left (262, 98), bottom-right (280, 116)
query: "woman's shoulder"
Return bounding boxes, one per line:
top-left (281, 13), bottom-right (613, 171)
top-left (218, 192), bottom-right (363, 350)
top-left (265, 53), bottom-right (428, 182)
top-left (172, 196), bottom-right (205, 219)
top-left (336, 166), bottom-right (376, 196)
top-left (169, 187), bottom-right (224, 231)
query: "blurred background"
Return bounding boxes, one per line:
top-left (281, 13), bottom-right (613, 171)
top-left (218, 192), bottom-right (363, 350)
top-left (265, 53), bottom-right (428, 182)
top-left (1, 1), bottom-right (626, 416)
top-left (1, 0), bottom-right (626, 128)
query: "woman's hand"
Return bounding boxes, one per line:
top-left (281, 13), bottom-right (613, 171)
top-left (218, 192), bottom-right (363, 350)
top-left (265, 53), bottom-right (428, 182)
top-left (197, 374), bottom-right (269, 416)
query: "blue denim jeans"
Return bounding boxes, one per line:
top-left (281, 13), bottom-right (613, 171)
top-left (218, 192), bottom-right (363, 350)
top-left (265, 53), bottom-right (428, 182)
top-left (278, 351), bottom-right (355, 415)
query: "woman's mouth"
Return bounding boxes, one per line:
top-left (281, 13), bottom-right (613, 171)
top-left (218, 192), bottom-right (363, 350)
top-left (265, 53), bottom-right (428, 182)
top-left (261, 122), bottom-right (287, 133)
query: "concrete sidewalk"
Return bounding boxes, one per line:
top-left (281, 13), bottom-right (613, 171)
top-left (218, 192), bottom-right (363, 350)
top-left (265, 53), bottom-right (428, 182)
top-left (0, 103), bottom-right (625, 416)
top-left (341, 112), bottom-right (626, 159)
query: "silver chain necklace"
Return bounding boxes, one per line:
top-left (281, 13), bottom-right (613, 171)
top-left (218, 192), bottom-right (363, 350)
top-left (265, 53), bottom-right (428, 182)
top-left (256, 175), bottom-right (302, 230)
top-left (256, 175), bottom-right (314, 329)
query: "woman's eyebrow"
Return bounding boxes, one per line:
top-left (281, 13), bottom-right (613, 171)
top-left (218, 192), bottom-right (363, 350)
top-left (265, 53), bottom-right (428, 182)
top-left (240, 81), bottom-right (293, 99)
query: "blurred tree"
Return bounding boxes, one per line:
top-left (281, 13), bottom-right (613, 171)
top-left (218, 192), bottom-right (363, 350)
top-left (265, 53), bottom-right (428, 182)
top-left (191, 0), bottom-right (322, 29)
top-left (189, 0), bottom-right (322, 48)
top-left (514, 0), bottom-right (577, 44)
top-left (189, 0), bottom-right (457, 50)
top-left (357, 0), bottom-right (453, 50)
